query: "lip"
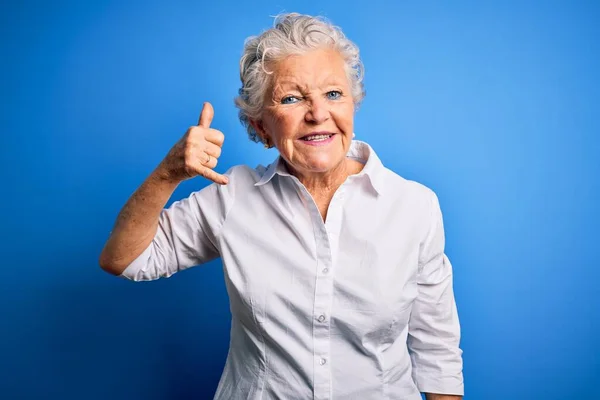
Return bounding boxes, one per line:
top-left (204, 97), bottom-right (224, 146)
top-left (297, 131), bottom-right (336, 146)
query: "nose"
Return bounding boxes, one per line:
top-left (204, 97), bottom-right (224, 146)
top-left (305, 97), bottom-right (330, 124)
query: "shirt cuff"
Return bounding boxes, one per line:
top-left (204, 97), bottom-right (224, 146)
top-left (413, 370), bottom-right (464, 396)
top-left (118, 243), bottom-right (153, 281)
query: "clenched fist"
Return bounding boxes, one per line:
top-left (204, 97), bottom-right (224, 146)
top-left (158, 102), bottom-right (228, 185)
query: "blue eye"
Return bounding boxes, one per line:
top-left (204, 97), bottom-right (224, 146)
top-left (281, 96), bottom-right (299, 104)
top-left (327, 91), bottom-right (342, 100)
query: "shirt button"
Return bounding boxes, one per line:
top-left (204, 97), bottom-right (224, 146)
top-left (317, 314), bottom-right (326, 322)
top-left (319, 358), bottom-right (327, 365)
top-left (322, 268), bottom-right (329, 274)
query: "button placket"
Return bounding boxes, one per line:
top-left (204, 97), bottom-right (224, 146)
top-left (312, 231), bottom-right (332, 400)
top-left (312, 206), bottom-right (334, 399)
top-left (293, 179), bottom-right (335, 400)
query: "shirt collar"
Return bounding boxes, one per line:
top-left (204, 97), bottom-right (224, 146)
top-left (254, 139), bottom-right (386, 196)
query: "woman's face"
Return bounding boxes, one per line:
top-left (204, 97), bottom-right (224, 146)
top-left (252, 48), bottom-right (355, 176)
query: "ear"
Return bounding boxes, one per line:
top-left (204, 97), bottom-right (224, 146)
top-left (250, 118), bottom-right (269, 142)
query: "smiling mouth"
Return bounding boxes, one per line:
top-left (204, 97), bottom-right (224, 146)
top-left (299, 133), bottom-right (334, 141)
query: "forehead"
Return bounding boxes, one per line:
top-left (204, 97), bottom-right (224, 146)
top-left (270, 48), bottom-right (348, 88)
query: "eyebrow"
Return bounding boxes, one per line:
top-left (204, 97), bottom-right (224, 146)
top-left (274, 80), bottom-right (305, 89)
top-left (274, 77), bottom-right (347, 91)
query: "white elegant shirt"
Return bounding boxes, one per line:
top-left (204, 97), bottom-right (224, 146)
top-left (120, 140), bottom-right (464, 399)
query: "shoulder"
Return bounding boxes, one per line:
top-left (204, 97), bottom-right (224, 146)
top-left (180, 164), bottom-right (264, 222)
top-left (379, 166), bottom-right (436, 205)
top-left (223, 164), bottom-right (262, 184)
top-left (377, 168), bottom-right (443, 242)
top-left (185, 159), bottom-right (277, 202)
top-left (209, 162), bottom-right (274, 197)
top-left (359, 139), bottom-right (436, 205)
top-left (182, 164), bottom-right (257, 201)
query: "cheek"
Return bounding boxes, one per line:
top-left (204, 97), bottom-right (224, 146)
top-left (264, 113), bottom-right (285, 137)
top-left (269, 112), bottom-right (301, 140)
top-left (333, 104), bottom-right (355, 130)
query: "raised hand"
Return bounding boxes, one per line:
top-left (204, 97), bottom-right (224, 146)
top-left (158, 102), bottom-right (228, 185)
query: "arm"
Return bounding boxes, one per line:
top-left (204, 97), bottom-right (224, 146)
top-left (99, 167), bottom-right (180, 275)
top-left (99, 102), bottom-right (227, 277)
top-left (408, 190), bottom-right (464, 398)
top-left (106, 178), bottom-right (228, 281)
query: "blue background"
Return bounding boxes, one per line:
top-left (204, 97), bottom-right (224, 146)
top-left (2, 1), bottom-right (598, 399)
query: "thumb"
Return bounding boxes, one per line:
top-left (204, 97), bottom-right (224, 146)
top-left (198, 102), bottom-right (214, 128)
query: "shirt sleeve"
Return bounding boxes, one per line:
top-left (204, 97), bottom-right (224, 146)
top-left (119, 172), bottom-right (235, 282)
top-left (408, 189), bottom-right (464, 396)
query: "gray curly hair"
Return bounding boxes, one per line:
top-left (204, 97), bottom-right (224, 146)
top-left (234, 13), bottom-right (366, 144)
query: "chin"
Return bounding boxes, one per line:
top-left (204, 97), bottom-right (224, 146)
top-left (302, 154), bottom-right (344, 173)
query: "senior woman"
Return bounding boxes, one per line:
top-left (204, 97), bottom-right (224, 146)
top-left (100, 13), bottom-right (464, 400)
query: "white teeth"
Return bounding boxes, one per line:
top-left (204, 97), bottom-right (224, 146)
top-left (303, 134), bottom-right (331, 141)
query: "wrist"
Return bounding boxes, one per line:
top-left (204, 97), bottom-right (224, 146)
top-left (151, 163), bottom-right (182, 187)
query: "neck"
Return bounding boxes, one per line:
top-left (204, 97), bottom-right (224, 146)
top-left (285, 158), bottom-right (361, 197)
top-left (284, 158), bottom-right (364, 222)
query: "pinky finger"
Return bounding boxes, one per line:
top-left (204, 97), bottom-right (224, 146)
top-left (199, 167), bottom-right (229, 185)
